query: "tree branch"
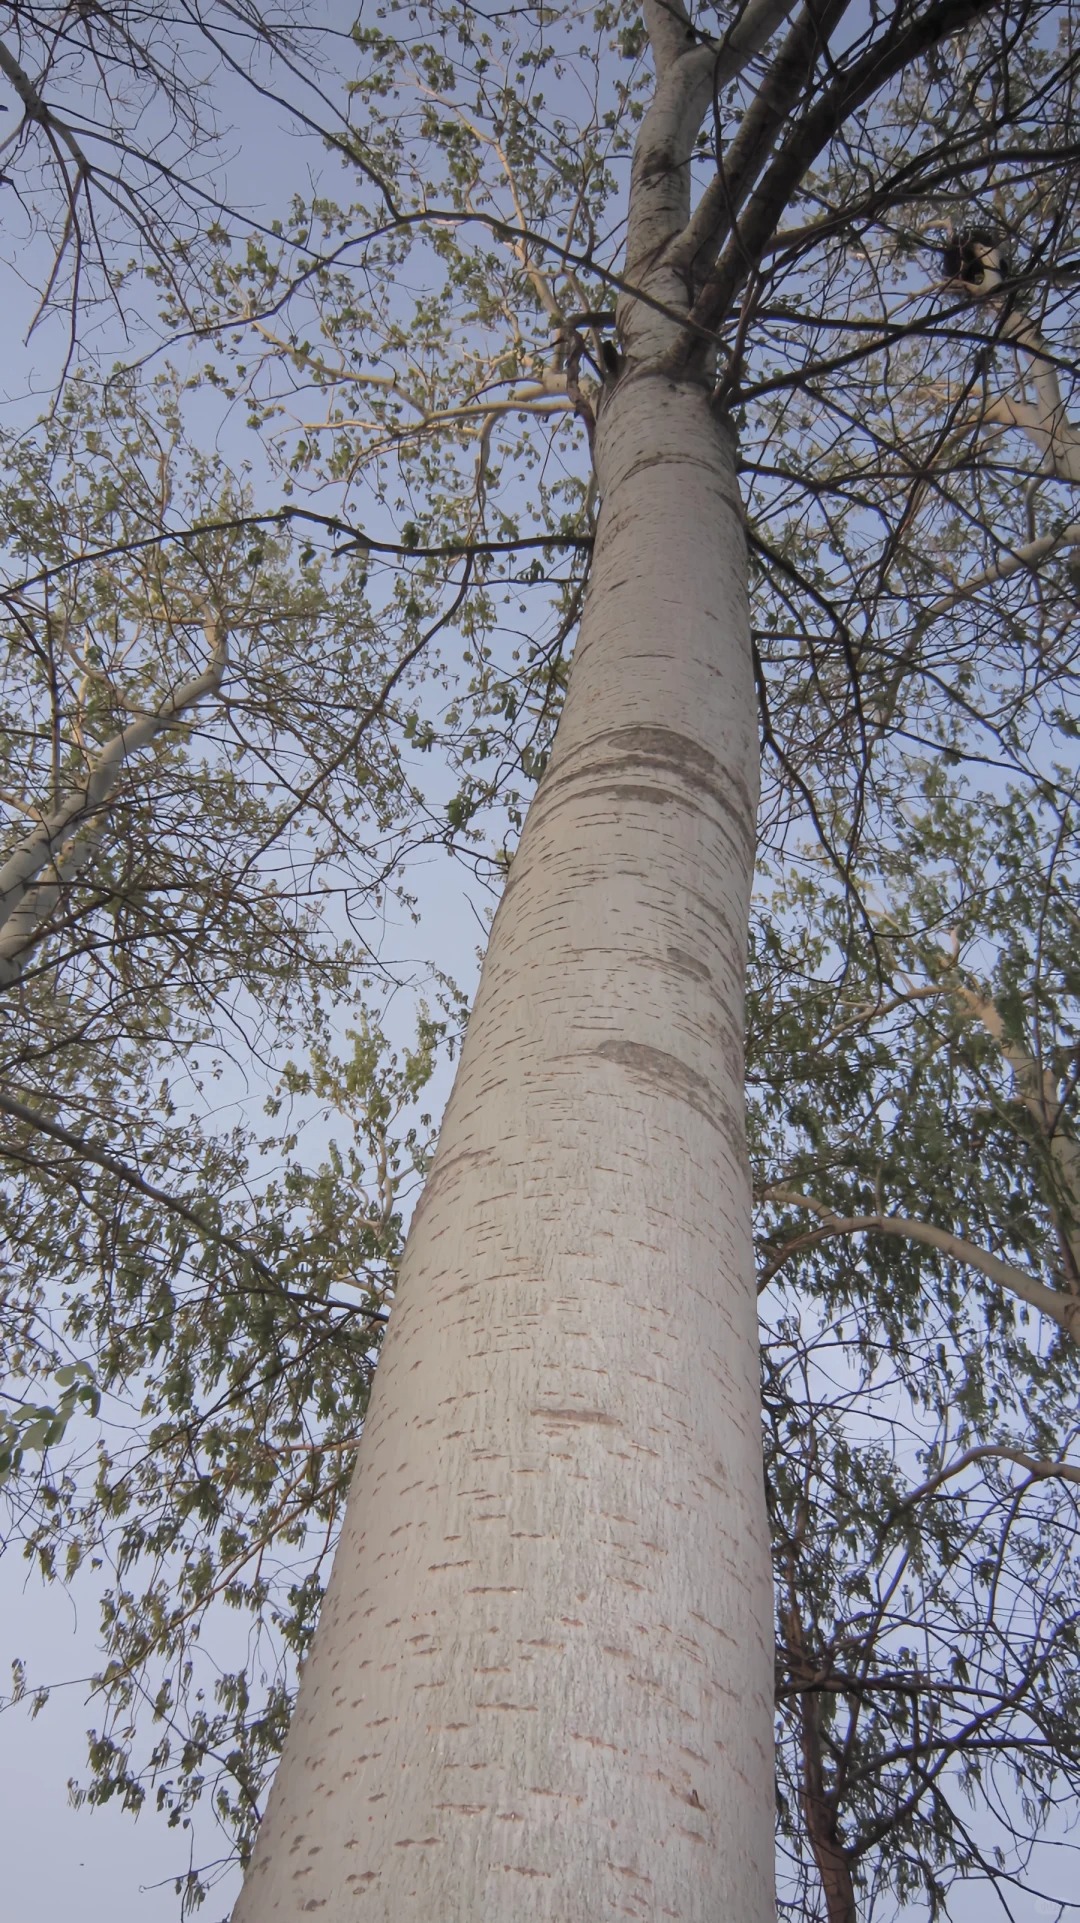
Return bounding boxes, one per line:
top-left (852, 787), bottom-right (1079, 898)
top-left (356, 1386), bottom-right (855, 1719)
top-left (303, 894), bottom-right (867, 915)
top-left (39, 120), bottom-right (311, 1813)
top-left (955, 984), bottom-right (1080, 1283)
top-left (925, 522), bottom-right (1080, 617)
top-left (1, 508), bottom-right (593, 612)
top-left (667, 0), bottom-right (853, 290)
top-left (643, 0), bottom-right (701, 79)
top-left (759, 1186), bottom-right (1080, 1339)
top-left (887, 1443), bottom-right (1080, 1520)
top-left (0, 1084), bottom-right (388, 1323)
top-left (0, 611), bottom-right (227, 984)
top-left (671, 0), bottom-right (1002, 368)
top-left (628, 0), bottom-right (798, 285)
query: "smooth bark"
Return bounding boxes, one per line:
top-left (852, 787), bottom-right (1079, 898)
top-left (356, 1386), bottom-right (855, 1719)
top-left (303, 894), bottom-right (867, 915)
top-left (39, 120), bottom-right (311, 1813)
top-left (233, 370), bottom-right (775, 1920)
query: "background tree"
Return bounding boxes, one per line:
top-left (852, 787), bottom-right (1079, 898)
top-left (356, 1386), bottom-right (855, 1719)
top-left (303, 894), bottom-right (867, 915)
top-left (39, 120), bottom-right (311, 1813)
top-left (0, 370), bottom-right (463, 1905)
top-left (214, 3), bottom-right (1080, 1919)
top-left (754, 774), bottom-right (1080, 1920)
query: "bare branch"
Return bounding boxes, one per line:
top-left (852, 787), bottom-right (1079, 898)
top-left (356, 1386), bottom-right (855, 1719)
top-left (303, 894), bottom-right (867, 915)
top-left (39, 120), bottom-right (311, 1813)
top-left (759, 1186), bottom-right (1080, 1339)
top-left (629, 0), bottom-right (799, 286)
top-left (667, 0), bottom-right (853, 289)
top-left (889, 1444), bottom-right (1080, 1519)
top-left (0, 1083), bottom-right (389, 1322)
top-left (673, 0), bottom-right (1004, 368)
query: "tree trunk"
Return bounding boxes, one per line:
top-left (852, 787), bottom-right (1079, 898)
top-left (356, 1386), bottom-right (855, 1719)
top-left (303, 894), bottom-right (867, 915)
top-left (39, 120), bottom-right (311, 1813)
top-left (232, 368), bottom-right (775, 1920)
top-left (783, 1594), bottom-right (856, 1923)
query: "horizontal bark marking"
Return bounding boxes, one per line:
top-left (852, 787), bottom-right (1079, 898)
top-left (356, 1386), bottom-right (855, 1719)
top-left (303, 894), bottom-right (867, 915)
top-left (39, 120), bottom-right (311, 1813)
top-left (402, 1141), bottom-right (499, 1234)
top-left (607, 444), bottom-right (724, 482)
top-left (530, 1405), bottom-right (620, 1425)
top-left (537, 724), bottom-right (755, 858)
top-left (600, 723), bottom-right (734, 784)
top-left (592, 780), bottom-right (714, 813)
top-left (595, 1037), bottom-right (740, 1145)
top-left (606, 1855), bottom-right (654, 1881)
top-left (665, 946), bottom-right (712, 984)
top-left (613, 363), bottom-right (727, 402)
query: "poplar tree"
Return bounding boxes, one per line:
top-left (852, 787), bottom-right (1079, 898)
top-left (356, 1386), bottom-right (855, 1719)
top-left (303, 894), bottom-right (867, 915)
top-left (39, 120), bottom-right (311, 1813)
top-left (2, 4), bottom-right (1080, 1919)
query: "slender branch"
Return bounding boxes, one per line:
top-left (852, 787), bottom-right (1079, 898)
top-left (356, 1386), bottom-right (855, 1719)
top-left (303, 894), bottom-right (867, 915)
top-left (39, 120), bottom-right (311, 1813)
top-left (0, 1084), bottom-right (264, 1283)
top-left (714, 0), bottom-right (803, 80)
top-left (238, 554), bottom-right (478, 875)
top-left (759, 1186), bottom-right (1080, 1338)
top-left (668, 0), bottom-right (853, 289)
top-left (888, 1443), bottom-right (1080, 1518)
top-left (628, 0), bottom-right (798, 284)
top-left (0, 1084), bottom-right (389, 1323)
top-left (925, 523), bottom-right (1080, 617)
top-left (0, 35), bottom-right (93, 177)
top-left (956, 983), bottom-right (1080, 1281)
top-left (0, 507), bottom-right (592, 610)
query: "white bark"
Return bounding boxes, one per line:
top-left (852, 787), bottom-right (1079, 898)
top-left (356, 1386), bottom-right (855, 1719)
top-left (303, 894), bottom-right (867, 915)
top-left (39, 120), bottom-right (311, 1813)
top-left (624, 0), bottom-right (796, 357)
top-left (0, 612), bottom-right (226, 986)
top-left (926, 521), bottom-right (1080, 616)
top-left (761, 1187), bottom-right (1080, 1340)
top-left (956, 274), bottom-right (1080, 481)
top-left (233, 373), bottom-right (775, 1920)
top-left (668, 0), bottom-right (850, 287)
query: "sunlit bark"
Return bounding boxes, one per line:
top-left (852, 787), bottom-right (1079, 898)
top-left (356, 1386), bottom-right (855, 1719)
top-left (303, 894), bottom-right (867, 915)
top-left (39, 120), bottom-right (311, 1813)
top-left (234, 351), bottom-right (775, 1923)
